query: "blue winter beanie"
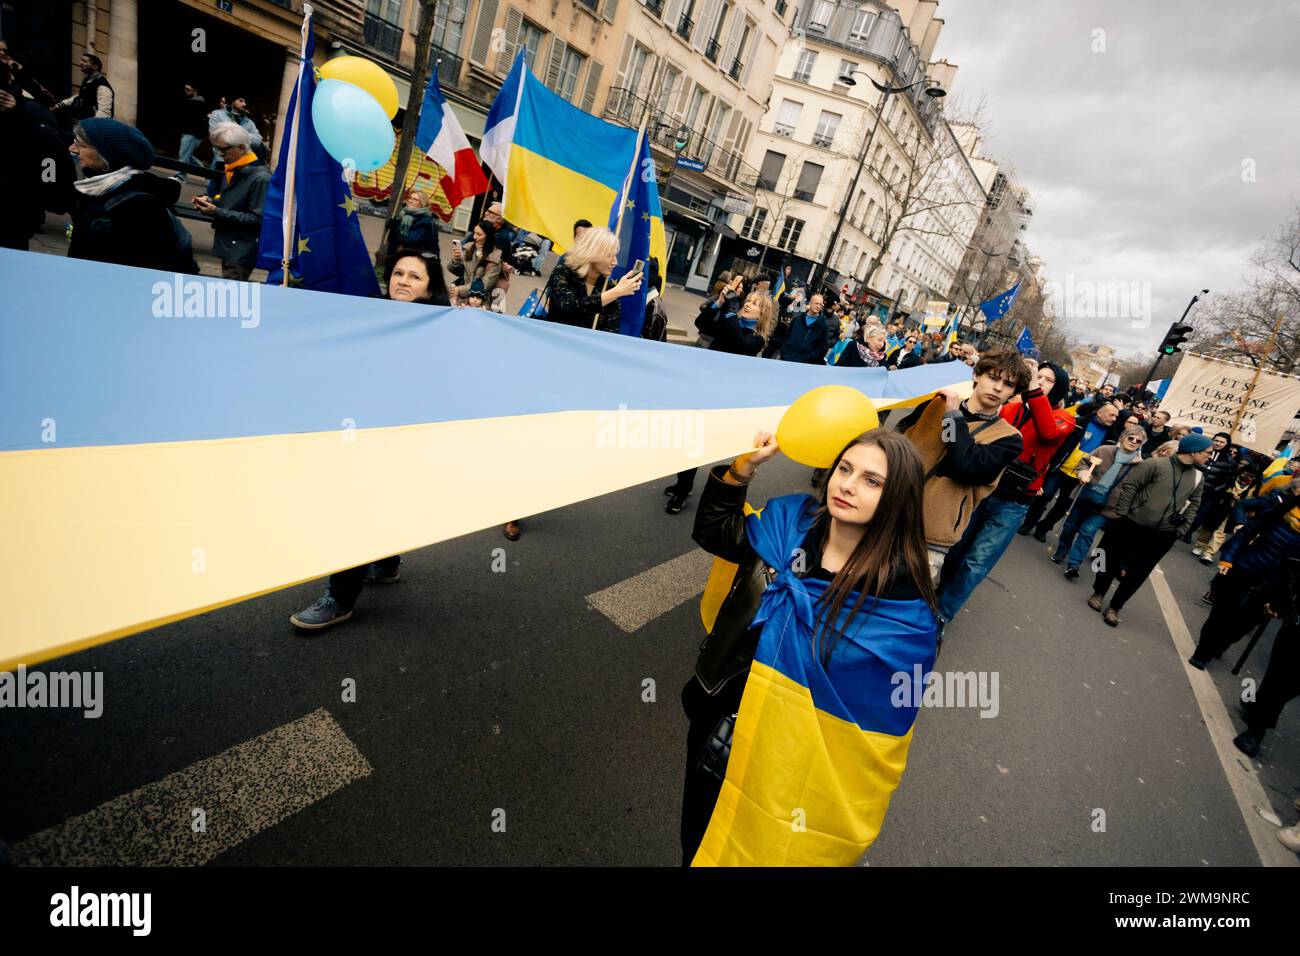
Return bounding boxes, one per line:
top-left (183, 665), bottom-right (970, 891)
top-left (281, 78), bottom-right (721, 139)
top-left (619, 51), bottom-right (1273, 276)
top-left (79, 118), bottom-right (156, 171)
top-left (1178, 433), bottom-right (1213, 454)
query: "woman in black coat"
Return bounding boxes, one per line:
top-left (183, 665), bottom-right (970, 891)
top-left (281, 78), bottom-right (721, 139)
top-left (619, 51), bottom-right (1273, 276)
top-left (543, 225), bottom-right (643, 333)
top-left (665, 292), bottom-right (775, 514)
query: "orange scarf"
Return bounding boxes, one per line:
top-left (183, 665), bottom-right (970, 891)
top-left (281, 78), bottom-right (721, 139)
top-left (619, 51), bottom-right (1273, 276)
top-left (219, 151), bottom-right (258, 195)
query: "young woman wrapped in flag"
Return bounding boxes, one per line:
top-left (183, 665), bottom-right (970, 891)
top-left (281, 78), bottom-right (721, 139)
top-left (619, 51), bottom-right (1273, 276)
top-left (681, 428), bottom-right (940, 866)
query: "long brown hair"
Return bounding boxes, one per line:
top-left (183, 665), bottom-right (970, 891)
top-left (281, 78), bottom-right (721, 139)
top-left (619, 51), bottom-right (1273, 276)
top-left (808, 429), bottom-right (938, 664)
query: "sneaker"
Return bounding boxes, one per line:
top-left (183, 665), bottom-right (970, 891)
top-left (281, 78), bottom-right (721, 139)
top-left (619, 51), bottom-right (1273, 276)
top-left (1033, 530), bottom-right (1048, 543)
top-left (1278, 824), bottom-right (1300, 854)
top-left (1200, 554), bottom-right (1214, 566)
top-left (1103, 606), bottom-right (1120, 627)
top-left (1087, 593), bottom-right (1104, 612)
top-left (1233, 730), bottom-right (1262, 758)
top-left (1049, 553), bottom-right (1063, 565)
top-left (663, 486), bottom-right (682, 497)
top-left (290, 594), bottom-right (352, 632)
top-left (1065, 567), bottom-right (1080, 580)
top-left (1187, 655), bottom-right (1208, 670)
top-left (666, 495), bottom-right (687, 515)
top-left (364, 562), bottom-right (400, 584)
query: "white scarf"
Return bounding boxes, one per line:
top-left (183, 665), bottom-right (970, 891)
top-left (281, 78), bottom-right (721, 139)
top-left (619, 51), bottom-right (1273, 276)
top-left (75, 167), bottom-right (144, 197)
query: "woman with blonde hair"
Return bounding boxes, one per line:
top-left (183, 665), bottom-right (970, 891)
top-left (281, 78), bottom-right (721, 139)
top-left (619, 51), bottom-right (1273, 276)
top-left (543, 225), bottom-right (643, 333)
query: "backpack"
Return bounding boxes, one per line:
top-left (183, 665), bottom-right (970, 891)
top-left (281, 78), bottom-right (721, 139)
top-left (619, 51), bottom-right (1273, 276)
top-left (642, 292), bottom-right (669, 342)
top-left (102, 187), bottom-right (199, 274)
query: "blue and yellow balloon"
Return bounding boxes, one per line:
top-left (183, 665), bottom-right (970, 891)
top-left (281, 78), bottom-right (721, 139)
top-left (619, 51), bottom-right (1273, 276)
top-left (776, 386), bottom-right (880, 468)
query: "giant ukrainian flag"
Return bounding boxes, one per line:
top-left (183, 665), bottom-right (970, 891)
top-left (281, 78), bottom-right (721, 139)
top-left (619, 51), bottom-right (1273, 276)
top-left (0, 250), bottom-right (970, 671)
top-left (481, 51), bottom-right (666, 268)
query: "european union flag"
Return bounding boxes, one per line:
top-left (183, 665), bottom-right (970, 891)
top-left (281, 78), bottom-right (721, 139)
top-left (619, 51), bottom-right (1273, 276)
top-left (256, 11), bottom-right (379, 297)
top-left (979, 280), bottom-right (1022, 324)
top-left (606, 126), bottom-right (661, 336)
top-left (1015, 326), bottom-right (1036, 356)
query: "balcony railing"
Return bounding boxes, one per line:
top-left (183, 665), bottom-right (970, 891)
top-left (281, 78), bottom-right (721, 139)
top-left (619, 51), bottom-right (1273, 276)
top-left (603, 86), bottom-right (759, 195)
top-left (705, 38), bottom-right (721, 63)
top-left (676, 14), bottom-right (693, 40)
top-left (792, 69), bottom-right (812, 84)
top-left (773, 122), bottom-right (795, 137)
top-left (812, 132), bottom-right (835, 148)
top-left (728, 57), bottom-right (743, 81)
top-left (431, 45), bottom-right (465, 89)
top-left (363, 12), bottom-right (402, 60)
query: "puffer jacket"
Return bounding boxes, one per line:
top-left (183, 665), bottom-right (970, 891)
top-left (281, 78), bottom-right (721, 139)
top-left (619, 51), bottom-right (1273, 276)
top-left (1218, 494), bottom-right (1300, 576)
top-left (1201, 447), bottom-right (1238, 493)
top-left (689, 465), bottom-right (924, 695)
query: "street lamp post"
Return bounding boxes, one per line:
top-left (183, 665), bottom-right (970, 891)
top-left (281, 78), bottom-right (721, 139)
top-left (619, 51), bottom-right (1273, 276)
top-left (1139, 289), bottom-right (1209, 392)
top-left (807, 70), bottom-right (945, 297)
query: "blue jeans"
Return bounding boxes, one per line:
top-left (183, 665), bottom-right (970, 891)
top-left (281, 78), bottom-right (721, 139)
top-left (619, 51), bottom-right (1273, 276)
top-left (1053, 498), bottom-right (1109, 570)
top-left (178, 133), bottom-right (203, 168)
top-left (531, 237), bottom-right (552, 273)
top-left (937, 496), bottom-right (1029, 622)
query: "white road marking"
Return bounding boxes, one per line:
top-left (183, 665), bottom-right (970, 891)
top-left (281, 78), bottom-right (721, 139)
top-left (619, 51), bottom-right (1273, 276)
top-left (1150, 567), bottom-right (1298, 867)
top-left (586, 549), bottom-right (716, 633)
top-left (12, 708), bottom-right (371, 866)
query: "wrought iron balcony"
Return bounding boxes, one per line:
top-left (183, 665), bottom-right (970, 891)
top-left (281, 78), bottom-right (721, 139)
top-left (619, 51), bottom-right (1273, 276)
top-left (431, 45), bottom-right (465, 89)
top-left (677, 14), bottom-right (694, 40)
top-left (773, 122), bottom-right (795, 137)
top-left (705, 38), bottom-right (720, 63)
top-left (363, 12), bottom-right (402, 60)
top-left (729, 57), bottom-right (743, 81)
top-left (812, 132), bottom-right (835, 148)
top-left (603, 86), bottom-right (759, 196)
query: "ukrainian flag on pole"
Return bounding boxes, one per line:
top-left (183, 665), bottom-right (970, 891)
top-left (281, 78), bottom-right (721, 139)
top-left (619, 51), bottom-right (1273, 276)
top-left (481, 52), bottom-right (666, 284)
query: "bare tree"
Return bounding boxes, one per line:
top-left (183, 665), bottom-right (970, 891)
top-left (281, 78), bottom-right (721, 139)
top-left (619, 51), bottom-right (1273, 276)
top-left (1192, 204), bottom-right (1300, 372)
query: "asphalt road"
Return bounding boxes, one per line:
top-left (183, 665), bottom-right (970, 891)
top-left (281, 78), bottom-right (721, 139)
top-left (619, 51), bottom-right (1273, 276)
top-left (2, 456), bottom-right (1296, 866)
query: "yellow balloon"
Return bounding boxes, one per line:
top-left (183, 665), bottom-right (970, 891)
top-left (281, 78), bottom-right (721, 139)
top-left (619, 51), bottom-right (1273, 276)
top-left (320, 56), bottom-right (399, 119)
top-left (776, 386), bottom-right (880, 468)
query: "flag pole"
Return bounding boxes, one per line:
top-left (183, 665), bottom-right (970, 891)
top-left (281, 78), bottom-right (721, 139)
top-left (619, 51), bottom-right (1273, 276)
top-left (596, 117), bottom-right (648, 331)
top-left (280, 3), bottom-right (313, 287)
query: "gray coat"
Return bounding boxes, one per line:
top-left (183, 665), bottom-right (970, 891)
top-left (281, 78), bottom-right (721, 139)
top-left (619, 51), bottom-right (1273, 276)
top-left (211, 159), bottom-right (271, 268)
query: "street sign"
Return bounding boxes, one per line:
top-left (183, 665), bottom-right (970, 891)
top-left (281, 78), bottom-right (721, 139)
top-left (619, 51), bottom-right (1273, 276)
top-left (720, 194), bottom-right (753, 216)
top-left (675, 157), bottom-right (706, 171)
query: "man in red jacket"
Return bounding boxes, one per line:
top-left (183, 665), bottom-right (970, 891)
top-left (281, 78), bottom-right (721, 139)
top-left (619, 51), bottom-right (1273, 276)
top-left (937, 358), bottom-right (1076, 624)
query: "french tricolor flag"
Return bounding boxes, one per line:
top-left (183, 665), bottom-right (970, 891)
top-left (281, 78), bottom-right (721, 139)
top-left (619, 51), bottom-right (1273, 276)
top-left (415, 62), bottom-right (489, 220)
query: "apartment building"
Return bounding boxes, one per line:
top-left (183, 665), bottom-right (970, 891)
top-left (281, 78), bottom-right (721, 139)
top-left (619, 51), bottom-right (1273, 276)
top-left (728, 0), bottom-right (984, 317)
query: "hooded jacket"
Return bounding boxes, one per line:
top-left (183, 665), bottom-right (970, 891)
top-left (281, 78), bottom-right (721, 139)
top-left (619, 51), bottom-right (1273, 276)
top-left (1218, 495), bottom-right (1300, 578)
top-left (994, 364), bottom-right (1075, 499)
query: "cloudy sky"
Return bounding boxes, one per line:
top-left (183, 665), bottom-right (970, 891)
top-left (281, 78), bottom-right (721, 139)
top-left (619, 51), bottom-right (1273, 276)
top-left (935, 0), bottom-right (1300, 356)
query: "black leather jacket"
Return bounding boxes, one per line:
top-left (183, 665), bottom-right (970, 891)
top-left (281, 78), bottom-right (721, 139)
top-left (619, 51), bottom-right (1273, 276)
top-left (690, 465), bottom-right (924, 695)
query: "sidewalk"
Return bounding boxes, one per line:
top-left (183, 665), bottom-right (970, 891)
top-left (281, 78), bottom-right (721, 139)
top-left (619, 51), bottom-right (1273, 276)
top-left (31, 188), bottom-right (706, 343)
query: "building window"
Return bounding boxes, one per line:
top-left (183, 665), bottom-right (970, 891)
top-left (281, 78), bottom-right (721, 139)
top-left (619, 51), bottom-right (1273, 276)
top-left (364, 0), bottom-right (404, 58)
top-left (741, 207), bottom-right (767, 240)
top-left (430, 0), bottom-right (469, 55)
top-left (812, 110), bottom-right (840, 149)
top-left (657, 67), bottom-right (680, 115)
top-left (557, 47), bottom-right (586, 101)
top-left (809, 0), bottom-right (832, 31)
top-left (793, 49), bottom-right (816, 84)
top-left (849, 10), bottom-right (876, 42)
top-left (774, 99), bottom-right (801, 137)
top-left (794, 161), bottom-right (823, 202)
top-left (838, 59), bottom-right (858, 84)
top-left (758, 149), bottom-right (786, 191)
top-left (517, 19), bottom-right (546, 72)
top-left (778, 216), bottom-right (805, 251)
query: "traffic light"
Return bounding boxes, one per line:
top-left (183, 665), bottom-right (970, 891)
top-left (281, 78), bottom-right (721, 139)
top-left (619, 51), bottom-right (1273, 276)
top-left (1159, 322), bottom-right (1193, 355)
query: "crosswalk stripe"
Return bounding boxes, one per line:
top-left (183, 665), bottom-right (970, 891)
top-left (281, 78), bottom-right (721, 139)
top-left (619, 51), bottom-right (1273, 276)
top-left (586, 549), bottom-right (716, 633)
top-left (12, 708), bottom-right (371, 866)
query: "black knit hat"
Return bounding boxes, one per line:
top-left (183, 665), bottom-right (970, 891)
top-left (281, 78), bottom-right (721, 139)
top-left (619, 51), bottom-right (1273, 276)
top-left (79, 118), bottom-right (156, 171)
